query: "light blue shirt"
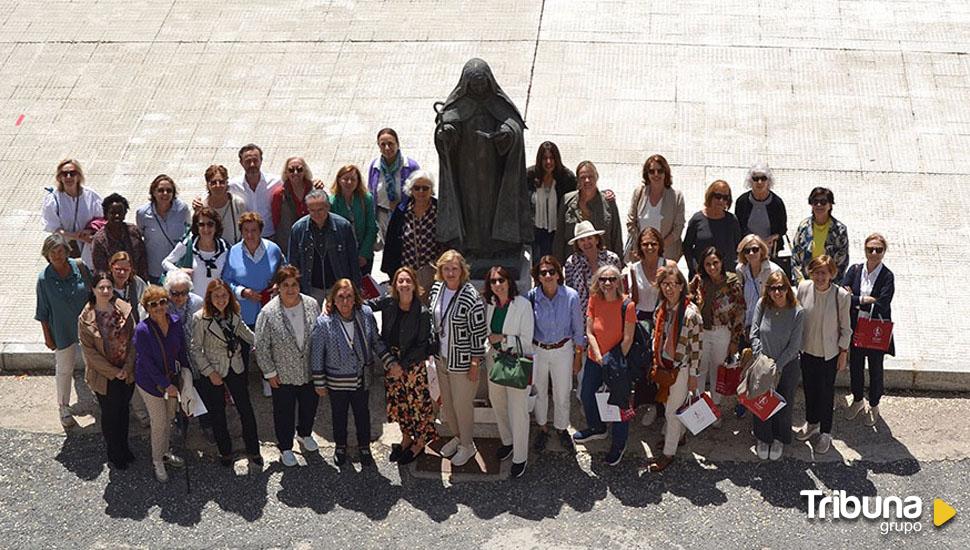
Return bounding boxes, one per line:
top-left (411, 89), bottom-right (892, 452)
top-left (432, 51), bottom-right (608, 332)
top-left (136, 200), bottom-right (190, 280)
top-left (528, 284), bottom-right (586, 348)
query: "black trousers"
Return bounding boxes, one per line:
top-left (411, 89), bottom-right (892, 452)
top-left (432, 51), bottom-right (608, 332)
top-left (272, 383), bottom-right (319, 451)
top-left (96, 378), bottom-right (134, 465)
top-left (329, 387), bottom-right (370, 448)
top-left (849, 345), bottom-right (885, 407)
top-left (800, 353), bottom-right (838, 433)
top-left (533, 228), bottom-right (555, 263)
top-left (197, 369), bottom-right (260, 456)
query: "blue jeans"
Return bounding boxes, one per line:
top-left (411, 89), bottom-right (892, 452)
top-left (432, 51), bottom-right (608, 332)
top-left (579, 358), bottom-right (629, 451)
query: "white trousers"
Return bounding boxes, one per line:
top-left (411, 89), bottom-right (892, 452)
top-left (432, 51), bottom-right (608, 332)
top-left (663, 368), bottom-right (690, 456)
top-left (54, 344), bottom-right (80, 407)
top-left (698, 327), bottom-right (731, 404)
top-left (532, 343), bottom-right (575, 431)
top-left (487, 354), bottom-right (530, 464)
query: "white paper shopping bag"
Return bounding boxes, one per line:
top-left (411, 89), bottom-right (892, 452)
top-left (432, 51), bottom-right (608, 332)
top-left (675, 393), bottom-right (721, 435)
top-left (595, 390), bottom-right (622, 422)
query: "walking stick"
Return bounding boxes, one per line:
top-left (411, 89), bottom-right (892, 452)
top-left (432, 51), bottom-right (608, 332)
top-left (176, 409), bottom-right (192, 494)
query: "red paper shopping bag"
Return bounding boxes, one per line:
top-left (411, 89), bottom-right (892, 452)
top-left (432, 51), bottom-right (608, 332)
top-left (715, 363), bottom-right (742, 395)
top-left (853, 316), bottom-right (893, 352)
top-left (738, 390), bottom-right (786, 421)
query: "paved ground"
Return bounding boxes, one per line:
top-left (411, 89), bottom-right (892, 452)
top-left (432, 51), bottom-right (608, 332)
top-left (1, 0), bottom-right (969, 385)
top-left (0, 373), bottom-right (967, 548)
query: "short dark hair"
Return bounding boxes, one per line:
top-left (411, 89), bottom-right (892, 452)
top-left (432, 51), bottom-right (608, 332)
top-left (482, 265), bottom-right (519, 305)
top-left (238, 211), bottom-right (264, 235)
top-left (531, 255), bottom-right (564, 286)
top-left (238, 143), bottom-right (263, 159)
top-left (808, 186), bottom-right (835, 206)
top-left (273, 265), bottom-right (301, 286)
top-left (87, 271), bottom-right (114, 306)
top-left (376, 128), bottom-right (399, 143)
top-left (102, 193), bottom-right (129, 214)
top-left (192, 206), bottom-right (224, 239)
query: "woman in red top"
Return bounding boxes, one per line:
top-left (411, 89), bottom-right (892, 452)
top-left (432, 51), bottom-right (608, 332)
top-left (572, 264), bottom-right (636, 466)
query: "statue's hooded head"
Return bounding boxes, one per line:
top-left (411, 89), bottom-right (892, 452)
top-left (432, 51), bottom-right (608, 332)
top-left (441, 58), bottom-right (525, 127)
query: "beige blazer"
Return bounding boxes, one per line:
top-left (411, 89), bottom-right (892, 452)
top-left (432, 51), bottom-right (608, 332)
top-left (79, 300), bottom-right (136, 396)
top-left (625, 185), bottom-right (685, 262)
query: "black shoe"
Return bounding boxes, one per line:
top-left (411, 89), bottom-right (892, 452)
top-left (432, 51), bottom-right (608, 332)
top-left (510, 461), bottom-right (527, 479)
top-left (533, 430), bottom-right (548, 452)
top-left (220, 455), bottom-right (234, 467)
top-left (124, 449), bottom-right (136, 465)
top-left (389, 444), bottom-right (403, 463)
top-left (334, 447), bottom-right (348, 467)
top-left (496, 444), bottom-right (514, 462)
top-left (359, 448), bottom-right (374, 467)
top-left (109, 458), bottom-right (129, 470)
top-left (559, 430), bottom-right (577, 454)
top-left (398, 446), bottom-right (424, 466)
top-left (249, 454), bottom-right (264, 467)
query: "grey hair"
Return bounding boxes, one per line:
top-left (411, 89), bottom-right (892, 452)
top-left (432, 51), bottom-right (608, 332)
top-left (403, 170), bottom-right (436, 197)
top-left (41, 233), bottom-right (71, 260)
top-left (305, 188), bottom-right (330, 203)
top-left (744, 162), bottom-right (775, 190)
top-left (163, 269), bottom-right (193, 291)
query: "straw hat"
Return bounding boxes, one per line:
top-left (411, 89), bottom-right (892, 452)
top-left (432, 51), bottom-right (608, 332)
top-left (568, 220), bottom-right (605, 245)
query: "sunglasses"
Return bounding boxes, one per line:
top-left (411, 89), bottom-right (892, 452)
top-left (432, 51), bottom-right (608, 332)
top-left (538, 269), bottom-right (557, 277)
top-left (209, 179), bottom-right (227, 185)
top-left (60, 170), bottom-right (78, 178)
top-left (599, 276), bottom-right (618, 283)
top-left (288, 166), bottom-right (304, 174)
top-left (489, 277), bottom-right (507, 285)
top-left (743, 246), bottom-right (761, 255)
top-left (169, 290), bottom-right (189, 298)
top-left (147, 298), bottom-right (169, 308)
top-left (647, 168), bottom-right (664, 175)
top-left (752, 175), bottom-right (768, 182)
top-left (811, 199), bottom-right (830, 207)
top-left (411, 185), bottom-right (431, 192)
top-left (711, 192), bottom-right (731, 202)
top-left (155, 187), bottom-right (174, 195)
top-left (642, 242), bottom-right (660, 249)
top-left (767, 285), bottom-right (787, 293)
top-left (198, 221), bottom-right (216, 228)
top-left (866, 247), bottom-right (885, 254)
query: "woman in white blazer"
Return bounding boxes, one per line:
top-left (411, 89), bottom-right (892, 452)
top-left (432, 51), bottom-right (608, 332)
top-left (483, 265), bottom-right (535, 479)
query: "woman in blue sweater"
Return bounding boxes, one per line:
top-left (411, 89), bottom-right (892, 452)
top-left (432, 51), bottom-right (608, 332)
top-left (221, 212), bottom-right (285, 397)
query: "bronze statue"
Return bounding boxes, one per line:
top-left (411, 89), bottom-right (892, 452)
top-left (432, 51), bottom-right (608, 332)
top-left (434, 58), bottom-right (532, 277)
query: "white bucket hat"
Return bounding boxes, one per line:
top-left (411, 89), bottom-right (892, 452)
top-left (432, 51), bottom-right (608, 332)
top-left (568, 220), bottom-right (605, 245)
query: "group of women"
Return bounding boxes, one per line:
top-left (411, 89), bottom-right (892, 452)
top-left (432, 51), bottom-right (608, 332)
top-left (35, 137), bottom-right (895, 480)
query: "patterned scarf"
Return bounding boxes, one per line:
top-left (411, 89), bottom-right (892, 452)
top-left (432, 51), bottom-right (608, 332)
top-left (653, 298), bottom-right (688, 368)
top-left (380, 152), bottom-right (403, 202)
top-left (193, 237), bottom-right (227, 278)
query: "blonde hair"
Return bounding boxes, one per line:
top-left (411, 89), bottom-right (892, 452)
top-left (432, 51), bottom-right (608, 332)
top-left (737, 234), bottom-right (770, 265)
top-left (589, 265), bottom-right (623, 300)
top-left (435, 249), bottom-right (470, 285)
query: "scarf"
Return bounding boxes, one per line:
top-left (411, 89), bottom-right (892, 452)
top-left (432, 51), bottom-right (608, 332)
top-left (653, 298), bottom-right (688, 368)
top-left (380, 152), bottom-right (403, 202)
top-left (193, 237), bottom-right (227, 278)
top-left (698, 276), bottom-right (730, 331)
top-left (214, 314), bottom-right (239, 358)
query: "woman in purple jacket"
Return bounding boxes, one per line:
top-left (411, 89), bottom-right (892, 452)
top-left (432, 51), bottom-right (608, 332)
top-left (134, 285), bottom-right (190, 482)
top-left (367, 128), bottom-right (421, 252)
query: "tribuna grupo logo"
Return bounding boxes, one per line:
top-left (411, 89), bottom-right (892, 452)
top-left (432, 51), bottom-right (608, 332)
top-left (801, 490), bottom-right (956, 535)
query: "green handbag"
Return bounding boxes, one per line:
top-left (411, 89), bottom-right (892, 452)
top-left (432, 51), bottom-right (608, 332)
top-left (488, 336), bottom-right (533, 390)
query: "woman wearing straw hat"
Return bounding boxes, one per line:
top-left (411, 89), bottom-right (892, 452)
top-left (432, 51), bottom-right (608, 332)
top-left (563, 220), bottom-right (622, 313)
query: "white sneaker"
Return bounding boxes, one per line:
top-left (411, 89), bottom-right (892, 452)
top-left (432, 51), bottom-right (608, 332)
top-left (154, 462), bottom-right (168, 482)
top-left (640, 406), bottom-right (657, 427)
top-left (439, 437), bottom-right (460, 458)
top-left (450, 444), bottom-right (478, 467)
top-left (756, 441), bottom-right (770, 460)
top-left (845, 399), bottom-right (866, 420)
top-left (815, 433), bottom-right (832, 454)
top-left (796, 423), bottom-right (820, 441)
top-left (261, 379), bottom-right (272, 397)
top-left (301, 436), bottom-right (319, 453)
top-left (769, 440), bottom-right (784, 461)
top-left (280, 450), bottom-right (298, 467)
top-left (864, 405), bottom-right (880, 427)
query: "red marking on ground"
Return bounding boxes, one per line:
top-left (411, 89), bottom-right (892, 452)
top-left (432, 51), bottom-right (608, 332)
top-left (15, 114), bottom-right (24, 126)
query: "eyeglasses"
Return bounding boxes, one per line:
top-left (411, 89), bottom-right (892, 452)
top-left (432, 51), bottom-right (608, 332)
top-left (647, 168), bottom-right (664, 175)
top-left (751, 175), bottom-right (768, 182)
top-left (198, 221), bottom-right (215, 228)
top-left (660, 281), bottom-right (681, 288)
top-left (411, 185), bottom-right (431, 192)
top-left (599, 276), bottom-right (618, 283)
top-left (155, 187), bottom-right (174, 195)
top-left (288, 166), bottom-right (304, 174)
top-left (641, 242), bottom-right (660, 249)
top-left (489, 277), bottom-right (507, 285)
top-left (866, 247), bottom-right (884, 254)
top-left (538, 269), bottom-right (557, 277)
top-left (169, 290), bottom-right (189, 298)
top-left (208, 179), bottom-right (227, 186)
top-left (767, 285), bottom-right (787, 293)
top-left (743, 246), bottom-right (761, 255)
top-left (147, 298), bottom-right (169, 308)
top-left (60, 170), bottom-right (78, 178)
top-left (711, 192), bottom-right (731, 202)
top-left (811, 199), bottom-right (830, 207)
